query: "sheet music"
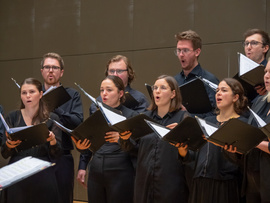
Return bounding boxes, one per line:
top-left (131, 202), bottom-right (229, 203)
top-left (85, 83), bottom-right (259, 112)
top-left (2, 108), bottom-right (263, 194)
top-left (145, 120), bottom-right (170, 138)
top-left (97, 101), bottom-right (126, 125)
top-left (248, 107), bottom-right (266, 127)
top-left (0, 156), bottom-right (52, 189)
top-left (0, 113), bottom-right (31, 134)
top-left (43, 86), bottom-right (57, 96)
top-left (74, 83), bottom-right (97, 105)
top-left (238, 52), bottom-right (260, 76)
top-left (196, 116), bottom-right (218, 137)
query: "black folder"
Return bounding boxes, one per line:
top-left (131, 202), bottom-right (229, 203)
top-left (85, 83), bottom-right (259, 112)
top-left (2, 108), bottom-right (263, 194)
top-left (43, 86), bottom-right (71, 112)
top-left (123, 92), bottom-right (139, 109)
top-left (52, 110), bottom-right (116, 152)
top-left (8, 123), bottom-right (50, 151)
top-left (179, 78), bottom-right (213, 114)
top-left (196, 117), bottom-right (267, 154)
top-left (113, 114), bottom-right (157, 140)
top-left (233, 74), bottom-right (258, 102)
top-left (145, 83), bottom-right (153, 99)
top-left (145, 117), bottom-right (206, 151)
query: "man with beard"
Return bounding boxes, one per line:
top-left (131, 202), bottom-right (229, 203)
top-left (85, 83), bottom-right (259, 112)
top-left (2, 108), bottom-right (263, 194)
top-left (40, 52), bottom-right (83, 203)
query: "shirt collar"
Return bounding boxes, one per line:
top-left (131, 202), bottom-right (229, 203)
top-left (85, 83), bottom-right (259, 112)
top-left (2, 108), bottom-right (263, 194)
top-left (180, 63), bottom-right (202, 78)
top-left (152, 109), bottom-right (174, 120)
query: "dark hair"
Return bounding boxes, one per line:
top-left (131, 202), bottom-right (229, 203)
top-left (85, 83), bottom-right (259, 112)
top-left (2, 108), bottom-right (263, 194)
top-left (175, 30), bottom-right (202, 50)
top-left (41, 52), bottom-right (64, 70)
top-left (148, 75), bottom-right (182, 112)
top-left (244, 28), bottom-right (270, 57)
top-left (20, 78), bottom-right (49, 125)
top-left (102, 75), bottom-right (126, 103)
top-left (105, 55), bottom-right (135, 85)
top-left (216, 78), bottom-right (248, 115)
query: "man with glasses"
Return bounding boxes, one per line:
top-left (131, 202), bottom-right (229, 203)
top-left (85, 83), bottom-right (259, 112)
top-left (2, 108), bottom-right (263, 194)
top-left (89, 55), bottom-right (149, 115)
top-left (174, 30), bottom-right (219, 118)
top-left (41, 52), bottom-right (84, 203)
top-left (242, 28), bottom-right (270, 99)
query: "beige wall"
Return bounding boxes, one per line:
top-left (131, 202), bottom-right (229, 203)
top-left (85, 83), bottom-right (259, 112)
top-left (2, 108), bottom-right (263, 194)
top-left (0, 0), bottom-right (269, 201)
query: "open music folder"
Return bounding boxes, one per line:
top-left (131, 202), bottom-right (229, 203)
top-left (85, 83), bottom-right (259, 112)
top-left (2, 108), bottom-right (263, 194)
top-left (0, 156), bottom-right (54, 190)
top-left (237, 52), bottom-right (265, 86)
top-left (0, 113), bottom-right (50, 151)
top-left (52, 100), bottom-right (157, 152)
top-left (145, 117), bottom-right (206, 151)
top-left (42, 85), bottom-right (71, 112)
top-left (195, 116), bottom-right (267, 154)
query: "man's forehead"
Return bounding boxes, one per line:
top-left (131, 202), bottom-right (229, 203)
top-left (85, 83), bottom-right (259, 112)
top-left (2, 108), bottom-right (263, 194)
top-left (245, 33), bottom-right (262, 41)
top-left (44, 57), bottom-right (60, 65)
top-left (108, 60), bottom-right (127, 69)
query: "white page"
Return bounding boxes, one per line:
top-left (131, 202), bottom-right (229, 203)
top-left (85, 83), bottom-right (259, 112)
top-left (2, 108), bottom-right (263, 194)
top-left (200, 77), bottom-right (218, 91)
top-left (0, 113), bottom-right (31, 134)
top-left (238, 52), bottom-right (260, 76)
top-left (97, 101), bottom-right (126, 125)
top-left (50, 119), bottom-right (73, 133)
top-left (0, 156), bottom-right (51, 188)
top-left (248, 107), bottom-right (266, 127)
top-left (145, 120), bottom-right (170, 138)
top-left (43, 86), bottom-right (57, 96)
top-left (196, 117), bottom-right (218, 137)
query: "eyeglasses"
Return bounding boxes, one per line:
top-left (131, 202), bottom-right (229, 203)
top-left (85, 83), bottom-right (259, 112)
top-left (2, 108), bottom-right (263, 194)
top-left (174, 48), bottom-right (193, 56)
top-left (42, 65), bottom-right (61, 71)
top-left (108, 69), bottom-right (128, 74)
top-left (243, 40), bottom-right (264, 47)
top-left (151, 85), bottom-right (170, 91)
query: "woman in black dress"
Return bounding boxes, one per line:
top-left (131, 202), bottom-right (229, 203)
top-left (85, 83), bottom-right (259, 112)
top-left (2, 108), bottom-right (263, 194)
top-left (177, 78), bottom-right (248, 203)
top-left (77, 75), bottom-right (138, 203)
top-left (120, 75), bottom-right (189, 203)
top-left (1, 78), bottom-right (62, 203)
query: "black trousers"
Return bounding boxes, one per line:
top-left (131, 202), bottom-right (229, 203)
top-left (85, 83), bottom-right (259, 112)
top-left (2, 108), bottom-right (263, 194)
top-left (87, 153), bottom-right (135, 203)
top-left (54, 153), bottom-right (74, 203)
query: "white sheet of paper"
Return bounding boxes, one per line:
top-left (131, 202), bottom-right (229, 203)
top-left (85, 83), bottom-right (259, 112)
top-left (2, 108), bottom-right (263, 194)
top-left (145, 120), bottom-right (170, 138)
top-left (238, 52), bottom-right (260, 76)
top-left (0, 156), bottom-right (52, 188)
top-left (196, 117), bottom-right (218, 137)
top-left (248, 107), bottom-right (266, 127)
top-left (43, 86), bottom-right (57, 96)
top-left (97, 101), bottom-right (126, 125)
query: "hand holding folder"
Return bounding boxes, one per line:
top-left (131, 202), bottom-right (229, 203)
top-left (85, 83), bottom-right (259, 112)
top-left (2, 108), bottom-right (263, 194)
top-left (51, 100), bottom-right (156, 152)
top-left (0, 113), bottom-right (50, 151)
top-left (145, 117), bottom-right (206, 151)
top-left (195, 116), bottom-right (267, 154)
